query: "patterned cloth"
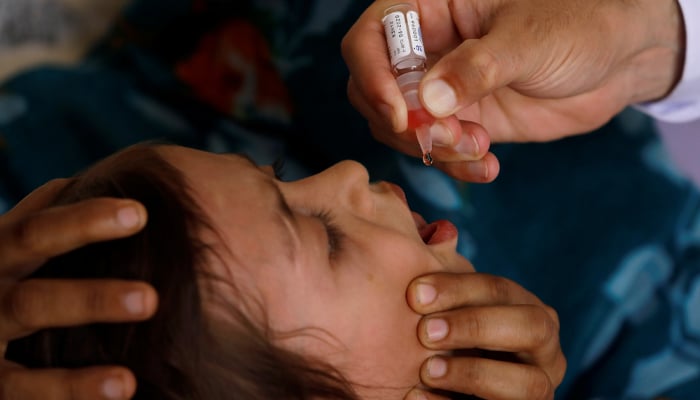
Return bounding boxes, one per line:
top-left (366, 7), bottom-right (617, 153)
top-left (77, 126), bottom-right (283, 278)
top-left (1, 0), bottom-right (699, 398)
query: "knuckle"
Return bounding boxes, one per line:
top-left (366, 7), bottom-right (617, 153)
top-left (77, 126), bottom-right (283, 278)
top-left (0, 369), bottom-right (22, 400)
top-left (525, 369), bottom-right (555, 400)
top-left (346, 79), bottom-right (362, 112)
top-left (10, 216), bottom-right (44, 255)
top-left (444, 283), bottom-right (461, 307)
top-left (340, 33), bottom-right (352, 60)
top-left (447, 359), bottom-right (483, 388)
top-left (0, 368), bottom-right (51, 400)
top-left (463, 362), bottom-right (483, 385)
top-left (67, 374), bottom-right (86, 400)
top-left (464, 313), bottom-right (484, 340)
top-left (85, 287), bottom-right (106, 319)
top-left (466, 47), bottom-right (500, 91)
top-left (434, 274), bottom-right (465, 308)
top-left (43, 178), bottom-right (71, 191)
top-left (532, 308), bottom-right (559, 348)
top-left (543, 304), bottom-right (561, 330)
top-left (551, 352), bottom-right (568, 386)
top-left (486, 275), bottom-right (512, 302)
top-left (0, 368), bottom-right (79, 400)
top-left (554, 352), bottom-right (568, 385)
top-left (6, 282), bottom-right (44, 331)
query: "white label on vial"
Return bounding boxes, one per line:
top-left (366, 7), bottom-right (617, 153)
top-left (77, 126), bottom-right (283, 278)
top-left (406, 11), bottom-right (426, 57)
top-left (383, 10), bottom-right (426, 66)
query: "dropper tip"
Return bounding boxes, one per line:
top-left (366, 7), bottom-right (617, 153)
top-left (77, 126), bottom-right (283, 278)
top-left (422, 152), bottom-right (433, 166)
top-left (415, 124), bottom-right (433, 167)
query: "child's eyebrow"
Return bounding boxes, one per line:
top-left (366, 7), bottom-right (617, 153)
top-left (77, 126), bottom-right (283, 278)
top-left (233, 152), bottom-right (299, 263)
top-left (231, 152), bottom-right (295, 219)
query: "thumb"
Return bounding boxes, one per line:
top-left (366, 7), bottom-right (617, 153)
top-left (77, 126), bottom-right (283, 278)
top-left (420, 34), bottom-right (523, 118)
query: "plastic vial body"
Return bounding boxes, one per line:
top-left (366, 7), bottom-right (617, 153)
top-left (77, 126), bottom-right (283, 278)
top-left (383, 3), bottom-right (434, 166)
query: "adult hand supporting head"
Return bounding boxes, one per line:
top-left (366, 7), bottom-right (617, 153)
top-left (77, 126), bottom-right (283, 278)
top-left (0, 180), bottom-right (157, 400)
top-left (343, 0), bottom-right (685, 180)
top-left (405, 272), bottom-right (567, 400)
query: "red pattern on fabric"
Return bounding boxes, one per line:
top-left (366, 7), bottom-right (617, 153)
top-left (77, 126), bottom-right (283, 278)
top-left (175, 20), bottom-right (292, 120)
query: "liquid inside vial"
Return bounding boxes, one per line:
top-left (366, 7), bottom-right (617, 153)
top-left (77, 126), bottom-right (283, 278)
top-left (384, 4), bottom-right (434, 166)
top-left (407, 107), bottom-right (433, 130)
top-left (383, 4), bottom-right (426, 76)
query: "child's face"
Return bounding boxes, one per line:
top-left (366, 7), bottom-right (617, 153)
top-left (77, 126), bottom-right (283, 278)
top-left (160, 145), bottom-right (475, 398)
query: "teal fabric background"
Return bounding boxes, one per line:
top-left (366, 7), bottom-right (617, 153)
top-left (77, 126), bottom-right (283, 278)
top-left (1, 0), bottom-right (699, 398)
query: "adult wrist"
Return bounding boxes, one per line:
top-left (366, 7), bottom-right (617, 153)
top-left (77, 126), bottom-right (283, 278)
top-left (627, 0), bottom-right (685, 104)
top-left (635, 0), bottom-right (700, 122)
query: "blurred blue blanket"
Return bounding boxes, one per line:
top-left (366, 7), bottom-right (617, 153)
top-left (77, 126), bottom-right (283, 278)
top-left (1, 0), bottom-right (699, 398)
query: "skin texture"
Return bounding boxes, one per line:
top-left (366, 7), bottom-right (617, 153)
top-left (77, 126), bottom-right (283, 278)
top-left (159, 145), bottom-right (565, 399)
top-left (0, 179), bottom-right (157, 400)
top-left (160, 146), bottom-right (476, 398)
top-left (0, 145), bottom-right (565, 399)
top-left (405, 272), bottom-right (565, 400)
top-left (343, 0), bottom-right (685, 182)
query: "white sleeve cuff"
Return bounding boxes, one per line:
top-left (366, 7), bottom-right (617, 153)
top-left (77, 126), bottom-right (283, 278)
top-left (638, 0), bottom-right (700, 123)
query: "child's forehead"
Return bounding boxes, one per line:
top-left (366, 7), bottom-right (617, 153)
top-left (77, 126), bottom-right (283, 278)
top-left (156, 145), bottom-right (255, 172)
top-left (77, 143), bottom-right (162, 181)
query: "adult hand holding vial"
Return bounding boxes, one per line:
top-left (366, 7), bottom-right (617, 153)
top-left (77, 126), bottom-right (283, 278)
top-left (345, 1), bottom-right (498, 182)
top-left (343, 0), bottom-right (688, 182)
top-left (382, 3), bottom-right (435, 166)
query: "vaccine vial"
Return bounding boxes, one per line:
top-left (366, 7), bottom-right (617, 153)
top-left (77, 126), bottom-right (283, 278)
top-left (383, 3), bottom-right (434, 166)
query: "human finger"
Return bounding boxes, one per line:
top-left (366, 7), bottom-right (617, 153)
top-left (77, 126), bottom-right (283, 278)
top-left (347, 75), bottom-right (391, 134)
top-left (407, 272), bottom-right (545, 314)
top-left (342, 1), bottom-right (407, 132)
top-left (0, 198), bottom-right (147, 277)
top-left (0, 279), bottom-right (157, 341)
top-left (403, 387), bottom-right (449, 400)
top-left (419, 355), bottom-right (556, 400)
top-left (420, 32), bottom-right (525, 119)
top-left (418, 0), bottom-right (650, 119)
top-left (429, 119), bottom-right (491, 162)
top-left (0, 363), bottom-right (136, 400)
top-left (416, 305), bottom-right (561, 364)
top-left (407, 116), bottom-right (490, 164)
top-left (3, 179), bottom-right (71, 223)
top-left (348, 76), bottom-right (413, 152)
top-left (418, 0), bottom-right (566, 118)
top-left (433, 152), bottom-right (500, 183)
top-left (408, 273), bottom-right (565, 386)
top-left (348, 76), bottom-right (463, 152)
top-left (362, 114), bottom-right (496, 182)
top-left (363, 119), bottom-right (470, 164)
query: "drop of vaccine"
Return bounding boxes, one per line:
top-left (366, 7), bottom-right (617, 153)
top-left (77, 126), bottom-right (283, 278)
top-left (422, 152), bottom-right (433, 166)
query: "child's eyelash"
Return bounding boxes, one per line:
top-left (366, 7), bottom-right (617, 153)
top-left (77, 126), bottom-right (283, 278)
top-left (272, 157), bottom-right (286, 180)
top-left (314, 209), bottom-right (346, 257)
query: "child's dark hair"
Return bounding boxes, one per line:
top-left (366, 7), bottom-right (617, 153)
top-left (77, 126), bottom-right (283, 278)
top-left (6, 143), bottom-right (357, 400)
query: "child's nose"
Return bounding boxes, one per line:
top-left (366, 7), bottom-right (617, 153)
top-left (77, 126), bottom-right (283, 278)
top-left (323, 160), bottom-right (370, 185)
top-left (311, 161), bottom-right (374, 213)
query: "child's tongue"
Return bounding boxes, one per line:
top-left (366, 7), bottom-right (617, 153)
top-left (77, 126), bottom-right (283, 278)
top-left (421, 220), bottom-right (458, 244)
top-left (418, 222), bottom-right (437, 244)
top-left (412, 212), bottom-right (458, 244)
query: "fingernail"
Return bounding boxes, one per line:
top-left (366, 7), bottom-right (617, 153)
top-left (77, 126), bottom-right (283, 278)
top-left (427, 356), bottom-right (448, 378)
top-left (416, 283), bottom-right (437, 305)
top-left (117, 206), bottom-right (140, 229)
top-left (122, 291), bottom-right (145, 315)
top-left (101, 376), bottom-right (125, 399)
top-left (426, 318), bottom-right (449, 342)
top-left (466, 160), bottom-right (489, 181)
top-left (429, 122), bottom-right (452, 146)
top-left (409, 389), bottom-right (429, 400)
top-left (423, 79), bottom-right (457, 116)
top-left (453, 133), bottom-right (480, 158)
